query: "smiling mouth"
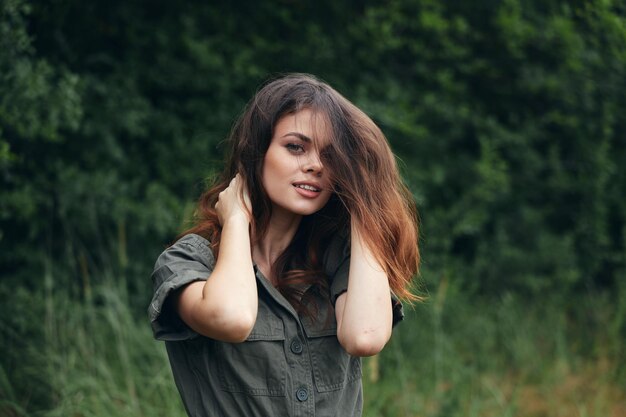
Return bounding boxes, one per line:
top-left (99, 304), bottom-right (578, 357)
top-left (294, 184), bottom-right (321, 192)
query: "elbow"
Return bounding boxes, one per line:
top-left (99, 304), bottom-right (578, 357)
top-left (220, 312), bottom-right (256, 343)
top-left (196, 305), bottom-right (257, 343)
top-left (339, 331), bottom-right (391, 357)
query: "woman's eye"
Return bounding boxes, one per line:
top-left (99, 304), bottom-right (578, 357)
top-left (286, 143), bottom-right (305, 153)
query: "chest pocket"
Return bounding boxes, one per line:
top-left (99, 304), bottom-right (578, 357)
top-left (302, 309), bottom-right (362, 392)
top-left (215, 304), bottom-right (287, 396)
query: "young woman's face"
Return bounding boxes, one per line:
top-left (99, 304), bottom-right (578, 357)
top-left (262, 109), bottom-right (333, 218)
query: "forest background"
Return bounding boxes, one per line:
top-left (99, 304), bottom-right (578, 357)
top-left (1, 0), bottom-right (625, 416)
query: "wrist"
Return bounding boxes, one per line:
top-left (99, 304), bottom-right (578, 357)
top-left (223, 212), bottom-right (251, 227)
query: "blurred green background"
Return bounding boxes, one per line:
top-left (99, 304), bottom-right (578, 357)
top-left (1, 0), bottom-right (625, 416)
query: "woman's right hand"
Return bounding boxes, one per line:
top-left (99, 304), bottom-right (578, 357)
top-left (215, 174), bottom-right (252, 225)
top-left (176, 172), bottom-right (257, 342)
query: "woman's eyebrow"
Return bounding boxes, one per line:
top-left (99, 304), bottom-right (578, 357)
top-left (281, 132), bottom-right (312, 143)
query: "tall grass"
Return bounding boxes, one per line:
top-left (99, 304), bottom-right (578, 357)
top-left (1, 266), bottom-right (186, 417)
top-left (1, 269), bottom-right (624, 417)
top-left (362, 276), bottom-right (626, 417)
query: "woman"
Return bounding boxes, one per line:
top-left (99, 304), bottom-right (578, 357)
top-left (149, 73), bottom-right (420, 416)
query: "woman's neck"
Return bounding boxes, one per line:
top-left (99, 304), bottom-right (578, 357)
top-left (252, 209), bottom-right (302, 282)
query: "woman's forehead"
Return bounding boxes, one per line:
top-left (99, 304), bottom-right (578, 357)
top-left (275, 109), bottom-right (332, 146)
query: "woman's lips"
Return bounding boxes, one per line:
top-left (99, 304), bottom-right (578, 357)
top-left (293, 183), bottom-right (322, 198)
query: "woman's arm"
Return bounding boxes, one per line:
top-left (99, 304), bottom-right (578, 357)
top-left (174, 175), bottom-right (258, 342)
top-left (335, 221), bottom-right (393, 356)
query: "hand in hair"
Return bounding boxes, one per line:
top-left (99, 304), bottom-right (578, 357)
top-left (174, 173), bottom-right (257, 342)
top-left (215, 174), bottom-right (252, 226)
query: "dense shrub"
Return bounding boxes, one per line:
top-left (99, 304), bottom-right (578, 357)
top-left (2, 0), bottom-right (624, 299)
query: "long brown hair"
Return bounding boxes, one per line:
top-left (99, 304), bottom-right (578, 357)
top-left (183, 73), bottom-right (420, 310)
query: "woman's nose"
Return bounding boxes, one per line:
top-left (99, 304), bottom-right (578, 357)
top-left (302, 153), bottom-right (323, 175)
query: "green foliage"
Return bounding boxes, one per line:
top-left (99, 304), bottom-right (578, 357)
top-left (0, 271), bottom-right (186, 417)
top-left (2, 0), bottom-right (624, 295)
top-left (1, 272), bottom-right (623, 417)
top-left (360, 275), bottom-right (626, 416)
top-left (347, 0), bottom-right (626, 293)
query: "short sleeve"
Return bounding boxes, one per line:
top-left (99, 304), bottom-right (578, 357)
top-left (322, 231), bottom-right (351, 305)
top-left (148, 234), bottom-right (215, 341)
top-left (323, 233), bottom-right (405, 327)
